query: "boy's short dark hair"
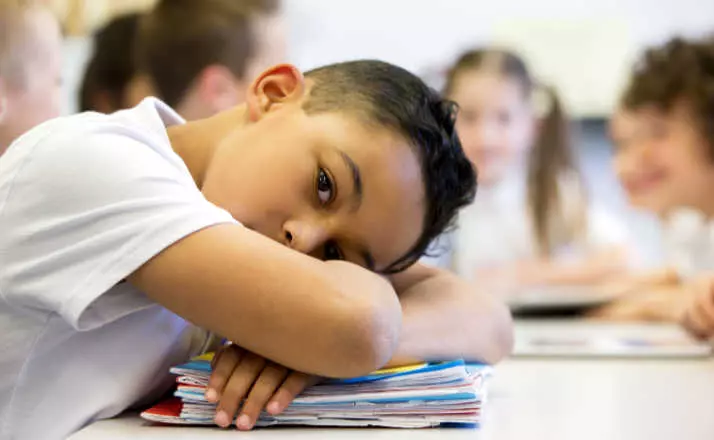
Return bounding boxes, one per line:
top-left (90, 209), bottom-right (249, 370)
top-left (79, 13), bottom-right (141, 112)
top-left (304, 60), bottom-right (477, 273)
top-left (136, 0), bottom-right (278, 108)
top-left (621, 36), bottom-right (714, 158)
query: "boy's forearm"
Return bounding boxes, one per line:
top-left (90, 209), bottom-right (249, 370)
top-left (130, 225), bottom-right (401, 379)
top-left (386, 265), bottom-right (514, 367)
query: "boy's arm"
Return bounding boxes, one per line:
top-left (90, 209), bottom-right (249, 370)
top-left (128, 224), bottom-right (402, 378)
top-left (386, 264), bottom-right (514, 366)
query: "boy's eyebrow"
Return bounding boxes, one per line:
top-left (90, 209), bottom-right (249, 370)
top-left (338, 151), bottom-right (362, 209)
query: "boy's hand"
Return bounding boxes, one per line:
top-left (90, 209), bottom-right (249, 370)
top-left (206, 344), bottom-right (318, 430)
top-left (682, 277), bottom-right (714, 339)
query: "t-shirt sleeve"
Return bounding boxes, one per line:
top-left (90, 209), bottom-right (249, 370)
top-left (0, 128), bottom-right (237, 331)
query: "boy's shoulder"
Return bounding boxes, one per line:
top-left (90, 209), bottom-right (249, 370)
top-left (2, 98), bottom-right (184, 175)
top-left (0, 98), bottom-right (194, 216)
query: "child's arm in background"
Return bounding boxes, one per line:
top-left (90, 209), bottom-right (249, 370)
top-left (516, 203), bottom-right (637, 286)
top-left (385, 263), bottom-right (514, 367)
top-left (682, 275), bottom-right (714, 338)
top-left (585, 268), bottom-right (684, 321)
top-left (490, 246), bottom-right (629, 288)
top-left (598, 267), bottom-right (681, 295)
top-left (587, 284), bottom-right (693, 321)
top-left (129, 223), bottom-right (402, 379)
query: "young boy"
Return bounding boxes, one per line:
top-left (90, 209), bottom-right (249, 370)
top-left (0, 60), bottom-right (513, 438)
top-left (0, 0), bottom-right (62, 155)
top-left (592, 36), bottom-right (714, 324)
top-left (135, 0), bottom-right (286, 120)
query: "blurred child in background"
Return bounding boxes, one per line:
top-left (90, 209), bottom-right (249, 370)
top-left (79, 13), bottom-right (149, 113)
top-left (592, 37), bottom-right (714, 327)
top-left (135, 0), bottom-right (286, 121)
top-left (0, 0), bottom-right (62, 155)
top-left (439, 48), bottom-right (629, 296)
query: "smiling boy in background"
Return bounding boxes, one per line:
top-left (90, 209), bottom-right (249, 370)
top-left (593, 36), bottom-right (714, 330)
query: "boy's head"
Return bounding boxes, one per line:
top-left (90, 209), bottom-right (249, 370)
top-left (198, 61), bottom-right (477, 273)
top-left (0, 0), bottom-right (62, 154)
top-left (136, 0), bottom-right (285, 120)
top-left (612, 36), bottom-right (714, 216)
top-left (79, 13), bottom-right (150, 113)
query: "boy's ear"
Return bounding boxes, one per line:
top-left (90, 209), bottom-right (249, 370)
top-left (245, 64), bottom-right (306, 122)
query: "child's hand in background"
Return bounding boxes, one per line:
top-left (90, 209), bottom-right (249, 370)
top-left (682, 276), bottom-right (714, 339)
top-left (587, 286), bottom-right (692, 322)
top-left (206, 344), bottom-right (318, 430)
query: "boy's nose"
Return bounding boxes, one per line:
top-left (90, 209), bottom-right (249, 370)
top-left (282, 219), bottom-right (330, 255)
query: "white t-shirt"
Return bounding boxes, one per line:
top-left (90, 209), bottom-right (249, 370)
top-left (426, 172), bottom-right (629, 280)
top-left (0, 98), bottom-right (237, 439)
top-left (662, 208), bottom-right (714, 279)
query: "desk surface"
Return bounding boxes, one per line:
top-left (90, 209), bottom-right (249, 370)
top-left (70, 322), bottom-right (714, 440)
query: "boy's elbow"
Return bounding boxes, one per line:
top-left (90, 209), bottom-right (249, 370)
top-left (480, 298), bottom-right (514, 364)
top-left (323, 283), bottom-right (402, 378)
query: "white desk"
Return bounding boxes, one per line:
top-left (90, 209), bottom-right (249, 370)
top-left (70, 322), bottom-right (714, 440)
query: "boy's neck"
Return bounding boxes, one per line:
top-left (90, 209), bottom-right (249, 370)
top-left (168, 105), bottom-right (248, 188)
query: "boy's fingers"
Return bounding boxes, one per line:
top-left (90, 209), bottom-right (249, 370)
top-left (215, 352), bottom-right (266, 428)
top-left (267, 372), bottom-right (318, 415)
top-left (206, 346), bottom-right (242, 403)
top-left (210, 343), bottom-right (232, 369)
top-left (237, 363), bottom-right (289, 431)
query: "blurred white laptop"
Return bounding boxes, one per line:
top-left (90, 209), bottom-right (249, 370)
top-left (512, 320), bottom-right (712, 358)
top-left (507, 286), bottom-right (619, 314)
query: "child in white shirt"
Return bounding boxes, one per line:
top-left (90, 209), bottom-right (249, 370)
top-left (592, 37), bottom-right (714, 326)
top-left (0, 61), bottom-right (513, 438)
top-left (433, 48), bottom-right (629, 295)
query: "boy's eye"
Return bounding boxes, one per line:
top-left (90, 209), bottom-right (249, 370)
top-left (316, 167), bottom-right (334, 204)
top-left (324, 241), bottom-right (344, 261)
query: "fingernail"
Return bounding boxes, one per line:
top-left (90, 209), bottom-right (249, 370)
top-left (237, 414), bottom-right (251, 430)
top-left (267, 401), bottom-right (281, 415)
top-left (205, 388), bottom-right (217, 402)
top-left (215, 410), bottom-right (230, 428)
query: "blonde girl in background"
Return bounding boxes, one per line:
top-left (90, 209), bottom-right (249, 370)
top-left (440, 48), bottom-right (630, 295)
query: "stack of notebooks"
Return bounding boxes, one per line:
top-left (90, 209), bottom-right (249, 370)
top-left (141, 355), bottom-right (491, 428)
